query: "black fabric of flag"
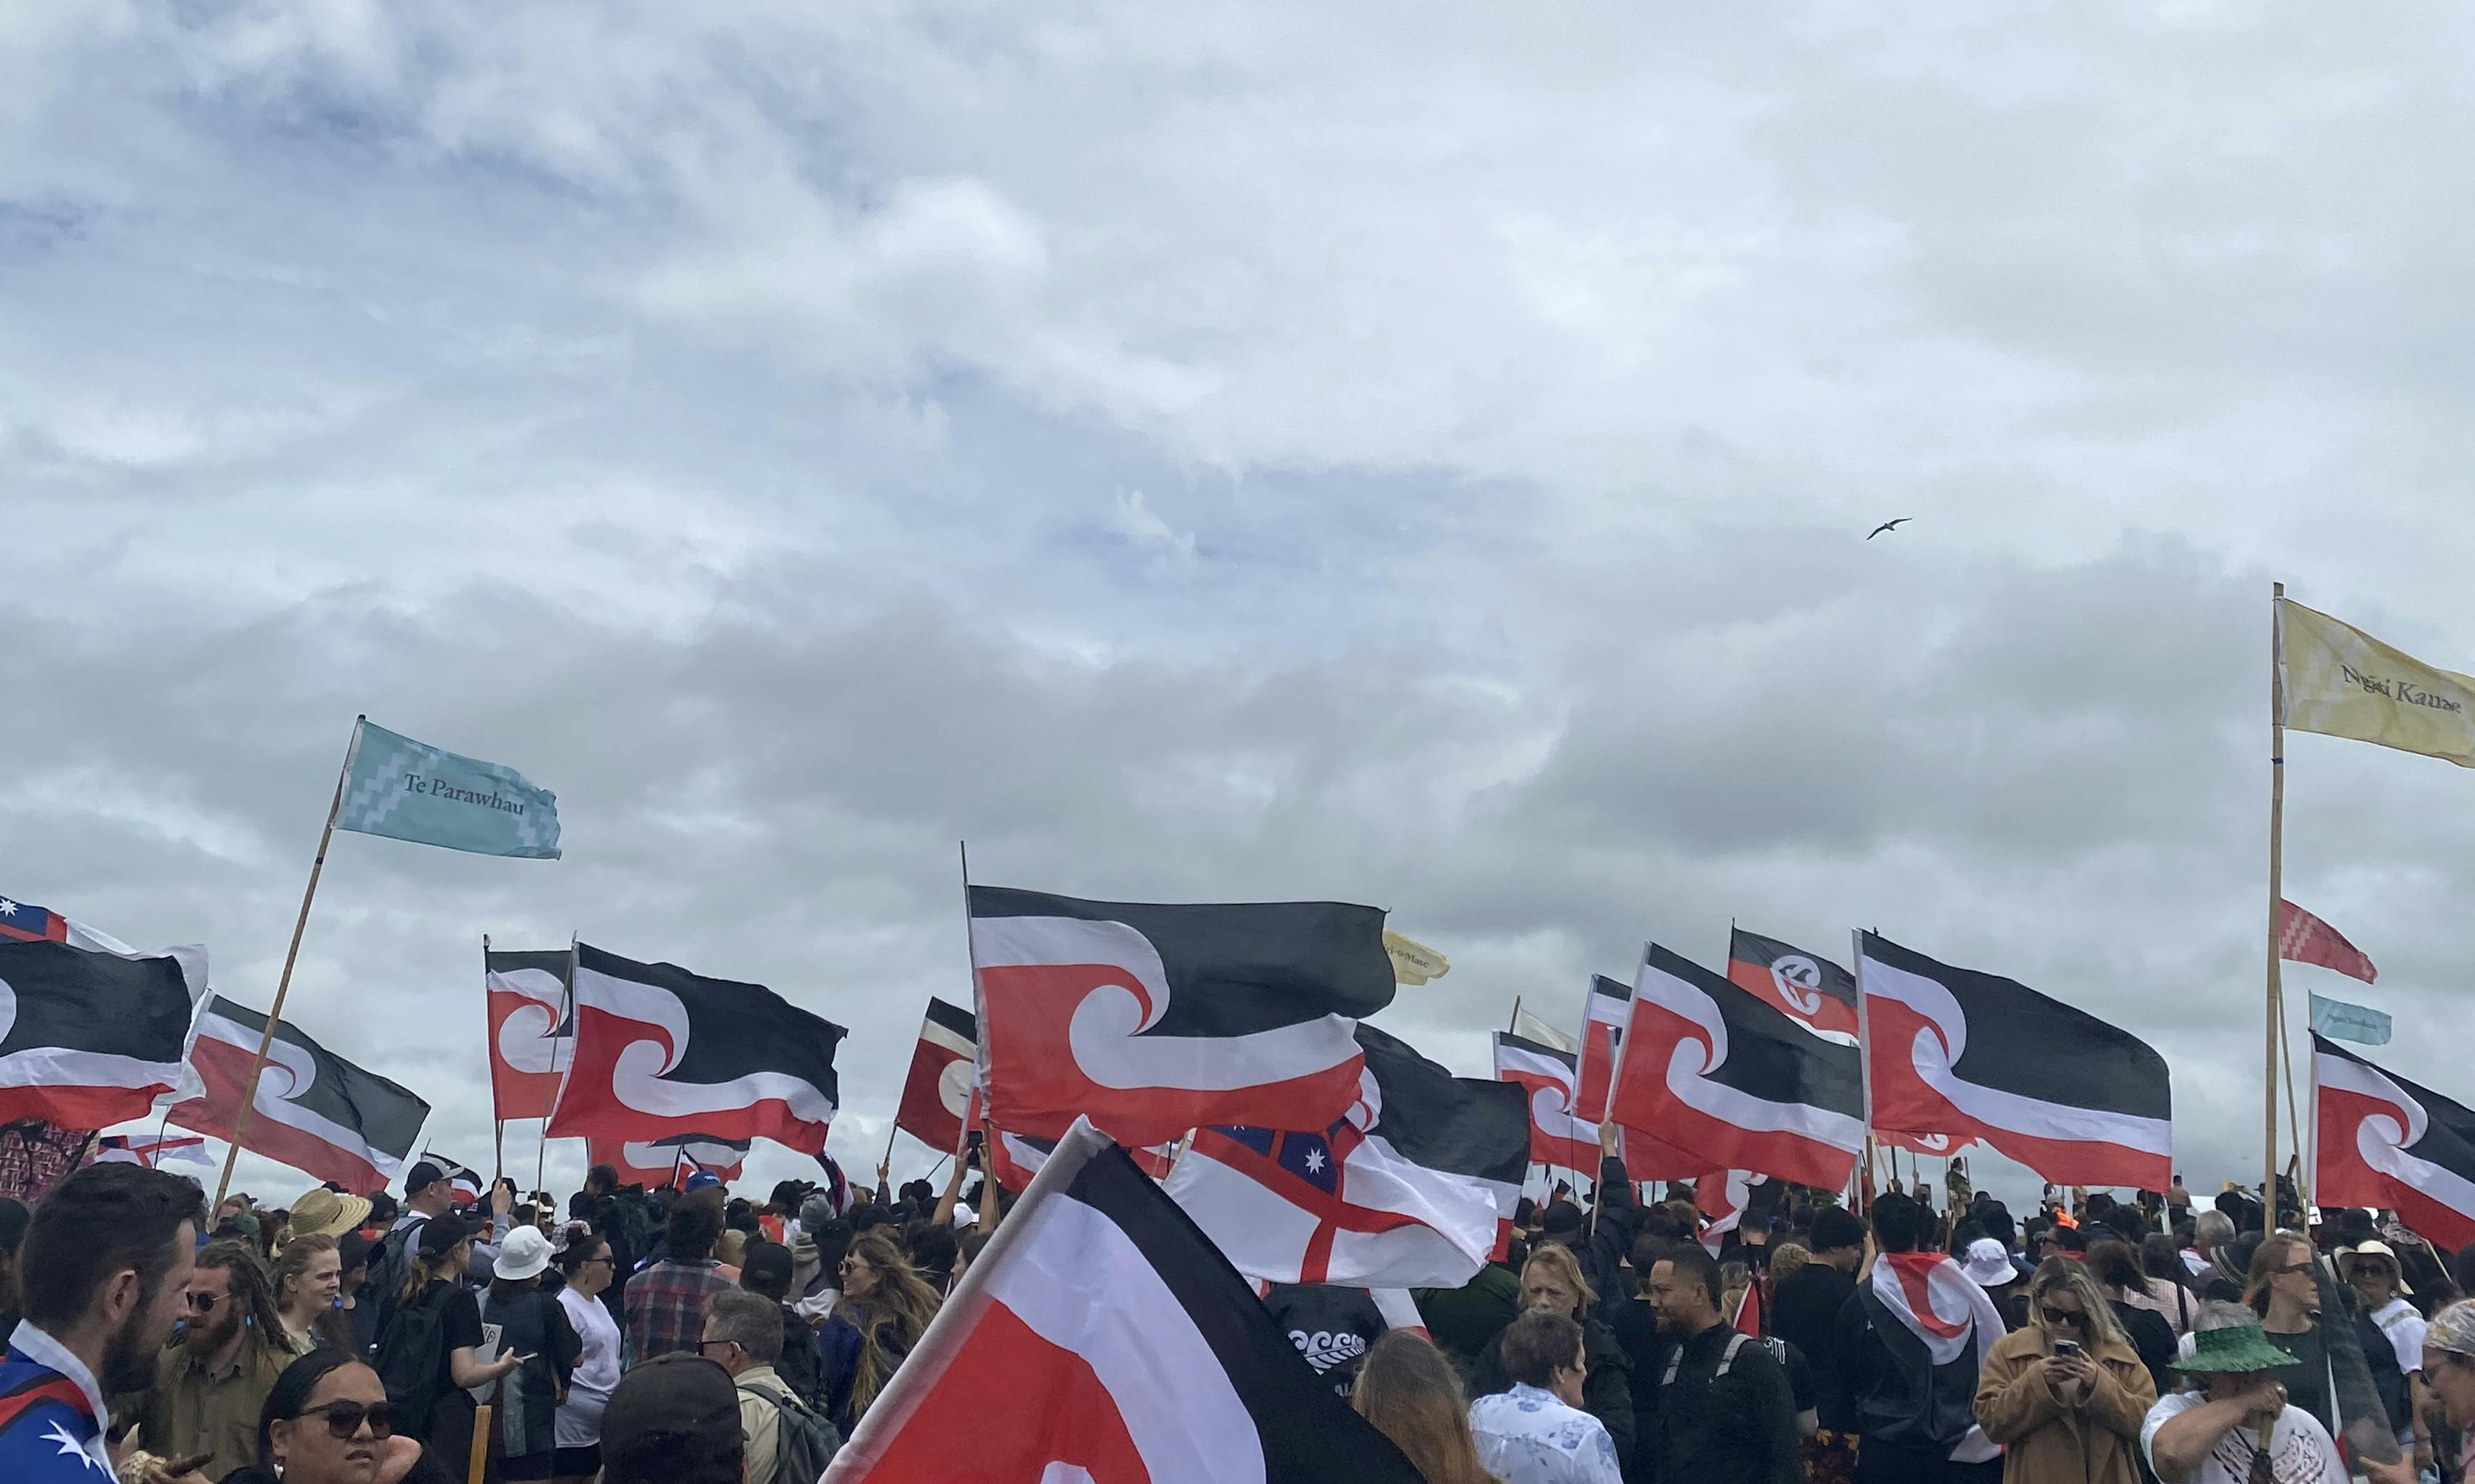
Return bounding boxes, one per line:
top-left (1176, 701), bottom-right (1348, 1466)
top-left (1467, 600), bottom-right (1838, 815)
top-left (1859, 931), bottom-right (2172, 1188)
top-left (0, 940), bottom-right (200, 1128)
top-left (967, 885), bottom-right (1395, 1145)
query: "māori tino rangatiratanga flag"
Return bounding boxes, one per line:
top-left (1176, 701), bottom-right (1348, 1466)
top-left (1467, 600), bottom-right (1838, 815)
top-left (1857, 931), bottom-right (2171, 1189)
top-left (485, 947), bottom-right (572, 1123)
top-left (0, 938), bottom-right (204, 1130)
top-left (547, 942), bottom-right (844, 1155)
top-left (2316, 1033), bottom-right (2475, 1251)
top-left (1727, 925), bottom-right (1860, 1037)
top-left (895, 996), bottom-right (978, 1154)
top-left (170, 994), bottom-right (431, 1192)
top-left (967, 887), bottom-right (1395, 1148)
top-left (1606, 943), bottom-right (1865, 1190)
top-left (1491, 1030), bottom-right (1597, 1176)
top-left (824, 1120), bottom-right (1427, 1484)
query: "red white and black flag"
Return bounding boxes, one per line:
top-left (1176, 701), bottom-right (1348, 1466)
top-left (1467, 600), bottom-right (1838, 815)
top-left (967, 887), bottom-right (1396, 1148)
top-left (1574, 974), bottom-right (1631, 1122)
top-left (170, 995), bottom-right (432, 1193)
top-left (1727, 927), bottom-right (1859, 1037)
top-left (1164, 1025), bottom-right (1528, 1289)
top-left (485, 947), bottom-right (571, 1123)
top-left (1857, 932), bottom-right (2172, 1189)
top-left (0, 939), bottom-right (204, 1129)
top-left (896, 997), bottom-right (978, 1154)
top-left (2315, 1034), bottom-right (2475, 1251)
top-left (2280, 900), bottom-right (2378, 985)
top-left (824, 1120), bottom-right (1425, 1484)
top-left (547, 942), bottom-right (845, 1155)
top-left (1491, 1031), bottom-right (1598, 1175)
top-left (93, 1133), bottom-right (211, 1170)
top-left (1606, 944), bottom-right (1865, 1190)
top-left (585, 1132), bottom-right (753, 1190)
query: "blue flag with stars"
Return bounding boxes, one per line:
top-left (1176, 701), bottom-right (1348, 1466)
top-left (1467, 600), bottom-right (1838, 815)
top-left (335, 719), bottom-right (562, 859)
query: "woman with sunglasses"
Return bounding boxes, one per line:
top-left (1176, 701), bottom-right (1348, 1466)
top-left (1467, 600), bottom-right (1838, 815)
top-left (1973, 1257), bottom-right (2156, 1483)
top-left (819, 1229), bottom-right (942, 1434)
top-left (551, 1229), bottom-right (623, 1484)
top-left (221, 1349), bottom-right (458, 1484)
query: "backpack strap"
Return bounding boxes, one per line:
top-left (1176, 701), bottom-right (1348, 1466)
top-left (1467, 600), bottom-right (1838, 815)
top-left (1662, 1331), bottom-right (1754, 1387)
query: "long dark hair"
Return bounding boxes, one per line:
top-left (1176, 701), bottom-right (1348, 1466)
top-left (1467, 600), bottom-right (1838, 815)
top-left (255, 1348), bottom-right (362, 1466)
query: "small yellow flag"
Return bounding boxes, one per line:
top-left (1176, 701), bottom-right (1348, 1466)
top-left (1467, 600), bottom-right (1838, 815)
top-left (2281, 599), bottom-right (2475, 767)
top-left (1383, 929), bottom-right (1450, 985)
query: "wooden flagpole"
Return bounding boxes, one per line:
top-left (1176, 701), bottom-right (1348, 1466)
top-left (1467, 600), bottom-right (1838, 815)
top-left (215, 717), bottom-right (364, 1209)
top-left (485, 933), bottom-right (503, 1183)
top-left (1507, 995), bottom-right (1522, 1036)
top-left (2265, 582), bottom-right (2287, 1240)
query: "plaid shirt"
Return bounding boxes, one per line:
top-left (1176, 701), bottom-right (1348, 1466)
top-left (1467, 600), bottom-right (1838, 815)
top-left (623, 1259), bottom-right (734, 1367)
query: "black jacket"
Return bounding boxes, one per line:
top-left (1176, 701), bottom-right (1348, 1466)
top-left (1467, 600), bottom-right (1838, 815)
top-left (1644, 1323), bottom-right (1801, 1484)
top-left (1768, 1261), bottom-right (1856, 1431)
top-left (1473, 1313), bottom-right (1637, 1469)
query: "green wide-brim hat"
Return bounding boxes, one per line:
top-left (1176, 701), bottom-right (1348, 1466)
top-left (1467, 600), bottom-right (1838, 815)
top-left (2173, 1323), bottom-right (2295, 1374)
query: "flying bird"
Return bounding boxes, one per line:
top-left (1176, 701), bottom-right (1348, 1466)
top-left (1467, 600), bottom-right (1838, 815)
top-left (1865, 517), bottom-right (1912, 540)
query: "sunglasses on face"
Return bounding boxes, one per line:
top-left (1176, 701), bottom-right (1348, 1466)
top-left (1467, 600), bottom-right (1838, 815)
top-left (298, 1400), bottom-right (395, 1440)
top-left (2039, 1307), bottom-right (2086, 1327)
top-left (2273, 1261), bottom-right (2315, 1277)
top-left (184, 1291), bottom-right (224, 1313)
top-left (697, 1339), bottom-right (741, 1359)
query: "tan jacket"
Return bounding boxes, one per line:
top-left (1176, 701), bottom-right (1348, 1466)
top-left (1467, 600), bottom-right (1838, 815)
top-left (1971, 1325), bottom-right (2157, 1484)
top-left (137, 1330), bottom-right (291, 1483)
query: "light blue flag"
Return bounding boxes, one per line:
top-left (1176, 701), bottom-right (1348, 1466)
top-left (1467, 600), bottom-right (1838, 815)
top-left (335, 719), bottom-right (562, 858)
top-left (2309, 991), bottom-right (2391, 1047)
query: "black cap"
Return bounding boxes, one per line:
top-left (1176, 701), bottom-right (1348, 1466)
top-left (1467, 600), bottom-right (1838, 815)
top-left (740, 1240), bottom-right (793, 1294)
top-left (336, 1231), bottom-right (377, 1273)
top-left (1540, 1200), bottom-right (1586, 1239)
top-left (404, 1161), bottom-right (446, 1196)
top-left (416, 1212), bottom-right (471, 1258)
top-left (600, 1353), bottom-right (742, 1484)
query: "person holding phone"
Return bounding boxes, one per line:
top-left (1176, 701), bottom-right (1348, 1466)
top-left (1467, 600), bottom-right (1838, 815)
top-left (1972, 1258), bottom-right (2156, 1483)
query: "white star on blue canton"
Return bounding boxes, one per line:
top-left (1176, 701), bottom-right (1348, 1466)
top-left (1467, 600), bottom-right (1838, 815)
top-left (0, 900), bottom-right (19, 916)
top-left (41, 1420), bottom-right (105, 1472)
top-left (1303, 1148), bottom-right (1326, 1173)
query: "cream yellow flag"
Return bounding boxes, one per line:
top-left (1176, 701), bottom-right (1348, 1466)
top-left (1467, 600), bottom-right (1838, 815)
top-left (1383, 929), bottom-right (1450, 985)
top-left (2281, 599), bottom-right (2475, 767)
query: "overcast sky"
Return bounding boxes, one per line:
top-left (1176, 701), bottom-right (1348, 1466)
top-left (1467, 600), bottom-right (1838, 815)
top-left (10, 4), bottom-right (2475, 1211)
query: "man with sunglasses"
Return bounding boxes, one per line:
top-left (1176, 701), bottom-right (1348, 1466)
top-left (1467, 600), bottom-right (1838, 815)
top-left (130, 1239), bottom-right (293, 1483)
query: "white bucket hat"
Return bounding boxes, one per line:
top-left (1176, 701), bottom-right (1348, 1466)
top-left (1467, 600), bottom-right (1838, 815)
top-left (494, 1224), bottom-right (553, 1282)
top-left (1961, 1237), bottom-right (2017, 1289)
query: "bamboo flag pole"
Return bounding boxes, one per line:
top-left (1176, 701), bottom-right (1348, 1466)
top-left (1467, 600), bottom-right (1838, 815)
top-left (215, 717), bottom-right (365, 1209)
top-left (2265, 583), bottom-right (2287, 1240)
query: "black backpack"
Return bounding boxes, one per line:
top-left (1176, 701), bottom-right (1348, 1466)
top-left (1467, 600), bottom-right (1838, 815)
top-left (373, 1282), bottom-right (455, 1434)
top-left (740, 1378), bottom-right (842, 1484)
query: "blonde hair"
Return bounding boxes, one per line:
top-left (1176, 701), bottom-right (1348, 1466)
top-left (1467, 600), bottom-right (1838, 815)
top-left (2243, 1231), bottom-right (2314, 1316)
top-left (2028, 1255), bottom-right (2126, 1351)
top-left (1520, 1241), bottom-right (1597, 1320)
top-left (1352, 1331), bottom-right (1494, 1484)
top-left (1769, 1242), bottom-right (1812, 1283)
top-left (836, 1229), bottom-right (943, 1421)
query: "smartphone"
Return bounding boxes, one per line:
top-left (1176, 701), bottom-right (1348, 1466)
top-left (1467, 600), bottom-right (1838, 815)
top-left (2052, 1338), bottom-right (2082, 1358)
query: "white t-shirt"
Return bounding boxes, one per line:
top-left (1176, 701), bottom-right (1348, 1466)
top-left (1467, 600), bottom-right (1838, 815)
top-left (2368, 1295), bottom-right (2428, 1377)
top-left (2140, 1391), bottom-right (2345, 1484)
top-left (555, 1286), bottom-right (624, 1449)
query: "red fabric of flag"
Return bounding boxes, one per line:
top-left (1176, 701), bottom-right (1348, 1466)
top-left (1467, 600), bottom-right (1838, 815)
top-left (2278, 900), bottom-right (2378, 984)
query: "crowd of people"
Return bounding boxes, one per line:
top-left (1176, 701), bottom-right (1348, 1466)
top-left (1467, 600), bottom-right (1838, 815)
top-left (8, 1132), bottom-right (2475, 1483)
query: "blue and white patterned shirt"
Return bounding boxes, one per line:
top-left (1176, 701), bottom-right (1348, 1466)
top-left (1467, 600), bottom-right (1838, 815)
top-left (1468, 1382), bottom-right (1622, 1484)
